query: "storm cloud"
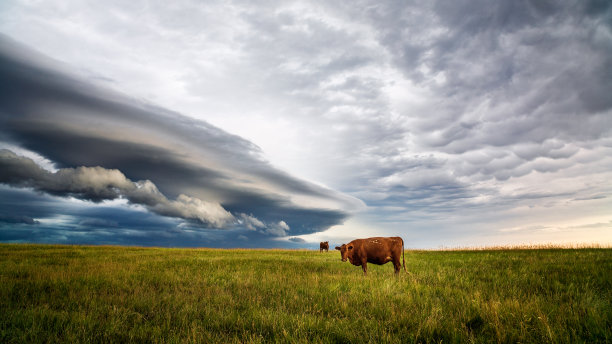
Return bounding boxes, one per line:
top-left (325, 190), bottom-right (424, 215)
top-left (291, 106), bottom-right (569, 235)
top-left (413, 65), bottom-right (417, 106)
top-left (0, 33), bottom-right (361, 246)
top-left (1, 1), bottom-right (611, 248)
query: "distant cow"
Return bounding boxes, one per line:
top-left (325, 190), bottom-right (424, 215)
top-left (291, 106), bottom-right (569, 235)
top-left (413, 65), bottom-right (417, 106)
top-left (336, 237), bottom-right (406, 275)
top-left (319, 241), bottom-right (329, 252)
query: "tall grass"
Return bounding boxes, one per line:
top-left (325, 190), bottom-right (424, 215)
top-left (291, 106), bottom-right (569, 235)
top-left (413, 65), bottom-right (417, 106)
top-left (0, 244), bottom-right (610, 343)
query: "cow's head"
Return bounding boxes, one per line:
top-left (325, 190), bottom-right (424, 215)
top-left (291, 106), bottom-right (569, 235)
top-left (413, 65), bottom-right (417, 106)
top-left (336, 243), bottom-right (354, 262)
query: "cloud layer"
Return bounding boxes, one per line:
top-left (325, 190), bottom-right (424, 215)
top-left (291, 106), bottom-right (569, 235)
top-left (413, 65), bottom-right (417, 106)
top-left (0, 33), bottom-right (363, 246)
top-left (1, 1), bottom-right (611, 247)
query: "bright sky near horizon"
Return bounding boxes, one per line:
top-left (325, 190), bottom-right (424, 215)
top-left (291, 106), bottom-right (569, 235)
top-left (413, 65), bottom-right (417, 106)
top-left (0, 0), bottom-right (611, 248)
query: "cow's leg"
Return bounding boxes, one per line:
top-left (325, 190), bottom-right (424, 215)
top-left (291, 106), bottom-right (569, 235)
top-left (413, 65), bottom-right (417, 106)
top-left (393, 258), bottom-right (401, 274)
top-left (361, 261), bottom-right (368, 276)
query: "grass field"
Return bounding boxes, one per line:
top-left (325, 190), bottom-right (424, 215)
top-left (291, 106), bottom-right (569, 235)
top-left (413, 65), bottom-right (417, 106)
top-left (0, 244), bottom-right (610, 343)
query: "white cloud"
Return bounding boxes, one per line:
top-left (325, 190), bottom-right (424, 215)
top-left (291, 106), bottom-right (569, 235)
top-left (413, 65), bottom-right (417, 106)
top-left (237, 213), bottom-right (266, 231)
top-left (265, 220), bottom-right (290, 237)
top-left (0, 149), bottom-right (235, 227)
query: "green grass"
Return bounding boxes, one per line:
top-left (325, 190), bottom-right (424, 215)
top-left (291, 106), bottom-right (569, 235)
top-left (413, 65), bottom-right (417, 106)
top-left (0, 244), bottom-right (610, 343)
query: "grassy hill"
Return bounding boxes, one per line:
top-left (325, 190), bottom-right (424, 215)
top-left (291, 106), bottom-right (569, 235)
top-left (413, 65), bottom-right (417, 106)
top-left (0, 244), bottom-right (610, 343)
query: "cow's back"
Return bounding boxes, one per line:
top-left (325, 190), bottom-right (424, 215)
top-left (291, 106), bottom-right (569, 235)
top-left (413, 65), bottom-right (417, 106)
top-left (363, 237), bottom-right (402, 264)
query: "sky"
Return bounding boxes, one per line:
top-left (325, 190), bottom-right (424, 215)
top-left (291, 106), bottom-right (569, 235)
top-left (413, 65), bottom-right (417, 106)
top-left (0, 0), bottom-right (611, 249)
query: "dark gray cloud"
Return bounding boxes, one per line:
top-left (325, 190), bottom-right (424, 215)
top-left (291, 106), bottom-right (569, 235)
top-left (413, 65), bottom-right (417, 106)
top-left (0, 214), bottom-right (39, 225)
top-left (0, 34), bottom-right (361, 246)
top-left (78, 218), bottom-right (119, 228)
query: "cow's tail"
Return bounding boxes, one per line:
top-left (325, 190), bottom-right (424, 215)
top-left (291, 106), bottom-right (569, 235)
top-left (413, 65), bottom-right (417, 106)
top-left (402, 237), bottom-right (407, 273)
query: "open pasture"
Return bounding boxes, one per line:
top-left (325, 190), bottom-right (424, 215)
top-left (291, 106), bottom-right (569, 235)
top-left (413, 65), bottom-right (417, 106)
top-left (0, 244), bottom-right (610, 343)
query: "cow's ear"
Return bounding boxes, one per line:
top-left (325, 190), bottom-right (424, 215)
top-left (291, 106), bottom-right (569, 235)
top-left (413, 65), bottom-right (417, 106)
top-left (335, 246), bottom-right (341, 250)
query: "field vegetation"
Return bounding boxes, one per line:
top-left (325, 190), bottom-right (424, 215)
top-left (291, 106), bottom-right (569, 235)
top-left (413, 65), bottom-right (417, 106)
top-left (0, 244), bottom-right (610, 343)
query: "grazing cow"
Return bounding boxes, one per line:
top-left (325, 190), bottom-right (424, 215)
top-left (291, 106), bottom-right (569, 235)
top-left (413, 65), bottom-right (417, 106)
top-left (336, 237), bottom-right (406, 275)
top-left (319, 241), bottom-right (329, 253)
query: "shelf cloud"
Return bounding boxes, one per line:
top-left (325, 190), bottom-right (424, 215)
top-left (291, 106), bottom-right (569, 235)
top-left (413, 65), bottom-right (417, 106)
top-left (0, 34), bottom-right (363, 246)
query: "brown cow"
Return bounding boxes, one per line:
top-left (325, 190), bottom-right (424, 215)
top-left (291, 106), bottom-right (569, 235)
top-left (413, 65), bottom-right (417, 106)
top-left (319, 241), bottom-right (329, 252)
top-left (336, 237), bottom-right (406, 275)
